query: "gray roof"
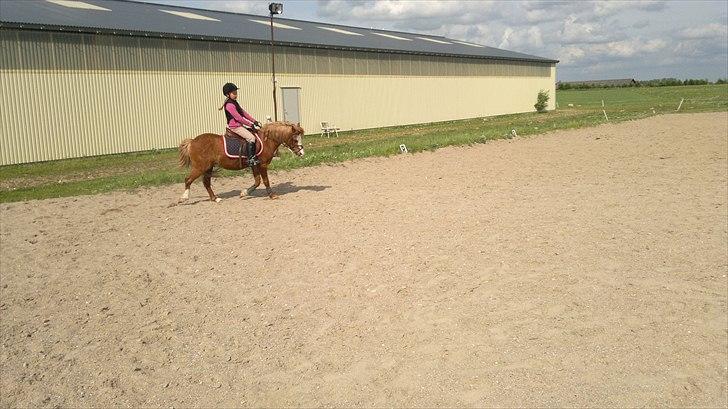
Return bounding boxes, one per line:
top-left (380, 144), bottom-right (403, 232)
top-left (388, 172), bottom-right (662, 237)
top-left (0, 0), bottom-right (558, 64)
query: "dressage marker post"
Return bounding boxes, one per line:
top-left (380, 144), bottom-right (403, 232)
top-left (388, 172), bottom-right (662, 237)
top-left (600, 99), bottom-right (609, 122)
top-left (676, 98), bottom-right (684, 111)
top-left (399, 144), bottom-right (408, 154)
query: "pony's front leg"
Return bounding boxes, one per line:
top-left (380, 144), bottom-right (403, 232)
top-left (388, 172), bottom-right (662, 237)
top-left (203, 169), bottom-right (220, 203)
top-left (259, 166), bottom-right (277, 199)
top-left (241, 166), bottom-right (262, 197)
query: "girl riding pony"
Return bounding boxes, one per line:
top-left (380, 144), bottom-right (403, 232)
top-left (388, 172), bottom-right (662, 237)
top-left (220, 82), bottom-right (261, 166)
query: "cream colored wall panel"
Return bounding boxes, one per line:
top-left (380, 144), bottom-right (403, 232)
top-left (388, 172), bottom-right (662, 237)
top-left (277, 73), bottom-right (556, 132)
top-left (0, 69), bottom-right (555, 164)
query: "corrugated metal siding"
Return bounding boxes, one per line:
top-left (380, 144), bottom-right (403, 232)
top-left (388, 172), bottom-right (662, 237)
top-left (278, 71), bottom-right (556, 132)
top-left (2, 30), bottom-right (553, 77)
top-left (0, 28), bottom-right (556, 165)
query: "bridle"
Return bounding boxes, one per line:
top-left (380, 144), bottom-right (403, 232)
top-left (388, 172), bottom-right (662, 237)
top-left (270, 133), bottom-right (303, 156)
top-left (288, 135), bottom-right (304, 156)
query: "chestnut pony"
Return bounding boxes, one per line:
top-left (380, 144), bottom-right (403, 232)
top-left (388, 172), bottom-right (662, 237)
top-left (177, 122), bottom-right (304, 202)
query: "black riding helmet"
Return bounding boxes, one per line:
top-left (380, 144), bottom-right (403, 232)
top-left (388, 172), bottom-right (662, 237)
top-left (222, 82), bottom-right (238, 96)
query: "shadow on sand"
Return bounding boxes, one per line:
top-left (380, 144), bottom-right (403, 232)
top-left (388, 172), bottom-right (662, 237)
top-left (242, 182), bottom-right (331, 198)
top-left (171, 182), bottom-right (330, 206)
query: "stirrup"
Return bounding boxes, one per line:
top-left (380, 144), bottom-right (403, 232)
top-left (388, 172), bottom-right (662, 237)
top-left (246, 142), bottom-right (259, 167)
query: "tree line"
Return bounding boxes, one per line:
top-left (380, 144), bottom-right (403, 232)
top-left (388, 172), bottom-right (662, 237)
top-left (557, 78), bottom-right (727, 90)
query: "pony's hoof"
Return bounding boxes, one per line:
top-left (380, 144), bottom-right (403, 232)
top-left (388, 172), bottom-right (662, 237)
top-left (179, 189), bottom-right (190, 202)
top-left (214, 197), bottom-right (221, 203)
top-left (269, 194), bottom-right (279, 200)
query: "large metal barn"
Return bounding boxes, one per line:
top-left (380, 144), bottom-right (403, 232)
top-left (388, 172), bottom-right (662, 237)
top-left (0, 0), bottom-right (558, 165)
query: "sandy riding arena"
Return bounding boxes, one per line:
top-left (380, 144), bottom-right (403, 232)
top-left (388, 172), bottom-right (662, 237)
top-left (1, 112), bottom-right (726, 407)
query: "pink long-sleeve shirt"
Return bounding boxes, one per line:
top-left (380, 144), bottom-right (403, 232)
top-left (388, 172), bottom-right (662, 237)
top-left (225, 102), bottom-right (256, 129)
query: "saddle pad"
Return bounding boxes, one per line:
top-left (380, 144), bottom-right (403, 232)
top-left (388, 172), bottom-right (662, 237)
top-left (222, 135), bottom-right (246, 159)
top-left (222, 132), bottom-right (264, 161)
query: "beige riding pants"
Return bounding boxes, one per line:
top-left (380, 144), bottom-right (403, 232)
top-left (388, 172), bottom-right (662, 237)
top-left (229, 126), bottom-right (256, 143)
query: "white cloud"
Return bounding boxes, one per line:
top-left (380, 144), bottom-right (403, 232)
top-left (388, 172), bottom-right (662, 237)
top-left (318, 0), bottom-right (493, 28)
top-left (631, 20), bottom-right (650, 29)
top-left (558, 45), bottom-right (586, 65)
top-left (522, 1), bottom-right (578, 24)
top-left (499, 26), bottom-right (543, 50)
top-left (558, 15), bottom-right (615, 44)
top-left (552, 38), bottom-right (663, 68)
top-left (594, 1), bottom-right (666, 17)
top-left (593, 1), bottom-right (626, 17)
top-left (678, 23), bottom-right (728, 39)
top-left (518, 1), bottom-right (666, 24)
top-left (595, 39), bottom-right (666, 58)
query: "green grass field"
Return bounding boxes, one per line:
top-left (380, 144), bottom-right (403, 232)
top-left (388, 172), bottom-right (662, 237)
top-left (556, 84), bottom-right (728, 111)
top-left (1, 84), bottom-right (726, 203)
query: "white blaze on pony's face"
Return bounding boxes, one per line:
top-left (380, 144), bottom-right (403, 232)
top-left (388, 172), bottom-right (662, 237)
top-left (295, 134), bottom-right (304, 156)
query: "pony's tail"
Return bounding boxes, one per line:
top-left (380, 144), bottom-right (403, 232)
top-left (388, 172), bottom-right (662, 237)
top-left (178, 138), bottom-right (192, 168)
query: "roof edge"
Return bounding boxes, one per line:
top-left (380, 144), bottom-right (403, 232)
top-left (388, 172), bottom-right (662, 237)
top-left (0, 22), bottom-right (559, 64)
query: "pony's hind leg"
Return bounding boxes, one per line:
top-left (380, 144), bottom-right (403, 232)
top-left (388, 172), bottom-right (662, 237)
top-left (203, 168), bottom-right (220, 203)
top-left (179, 166), bottom-right (205, 203)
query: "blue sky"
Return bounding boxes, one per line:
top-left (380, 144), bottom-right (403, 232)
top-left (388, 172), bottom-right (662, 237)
top-left (147, 0), bottom-right (728, 81)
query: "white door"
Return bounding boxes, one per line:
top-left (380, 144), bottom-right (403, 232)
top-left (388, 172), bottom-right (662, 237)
top-left (282, 87), bottom-right (301, 123)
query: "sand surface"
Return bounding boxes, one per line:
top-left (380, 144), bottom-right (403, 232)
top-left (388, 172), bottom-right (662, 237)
top-left (1, 113), bottom-right (727, 407)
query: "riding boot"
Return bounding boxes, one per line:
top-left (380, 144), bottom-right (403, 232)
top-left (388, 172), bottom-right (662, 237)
top-left (247, 142), bottom-right (259, 167)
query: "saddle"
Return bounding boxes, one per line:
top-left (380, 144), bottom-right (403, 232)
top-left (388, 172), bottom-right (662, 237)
top-left (222, 129), bottom-right (262, 167)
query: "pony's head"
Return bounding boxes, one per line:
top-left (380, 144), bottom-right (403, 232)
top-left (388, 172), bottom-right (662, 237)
top-left (286, 123), bottom-right (305, 156)
top-left (264, 122), bottom-right (305, 157)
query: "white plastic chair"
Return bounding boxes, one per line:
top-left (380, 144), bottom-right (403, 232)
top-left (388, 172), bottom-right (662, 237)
top-left (320, 121), bottom-right (340, 137)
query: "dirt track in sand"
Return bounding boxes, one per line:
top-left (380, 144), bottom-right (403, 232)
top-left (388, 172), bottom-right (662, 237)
top-left (1, 113), bottom-right (726, 408)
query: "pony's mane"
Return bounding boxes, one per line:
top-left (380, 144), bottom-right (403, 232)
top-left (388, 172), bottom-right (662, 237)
top-left (262, 121), bottom-right (304, 142)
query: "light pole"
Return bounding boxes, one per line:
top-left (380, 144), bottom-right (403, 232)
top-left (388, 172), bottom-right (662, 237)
top-left (269, 3), bottom-right (283, 121)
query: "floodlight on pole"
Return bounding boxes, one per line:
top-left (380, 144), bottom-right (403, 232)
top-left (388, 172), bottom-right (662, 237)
top-left (269, 3), bottom-right (283, 14)
top-left (269, 3), bottom-right (283, 121)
